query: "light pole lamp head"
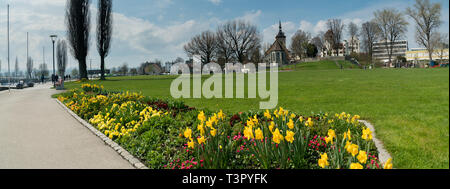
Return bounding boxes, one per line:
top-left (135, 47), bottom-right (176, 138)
top-left (50, 35), bottom-right (58, 42)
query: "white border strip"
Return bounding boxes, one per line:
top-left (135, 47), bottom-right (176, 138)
top-left (55, 99), bottom-right (148, 169)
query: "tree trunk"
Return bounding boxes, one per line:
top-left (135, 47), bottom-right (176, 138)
top-left (100, 55), bottom-right (106, 80)
top-left (79, 58), bottom-right (88, 80)
top-left (428, 50), bottom-right (433, 62)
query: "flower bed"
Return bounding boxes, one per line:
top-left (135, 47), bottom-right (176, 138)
top-left (57, 84), bottom-right (393, 169)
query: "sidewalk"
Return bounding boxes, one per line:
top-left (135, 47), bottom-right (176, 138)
top-left (0, 83), bottom-right (134, 169)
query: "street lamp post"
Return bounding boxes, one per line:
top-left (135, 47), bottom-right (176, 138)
top-left (50, 35), bottom-right (57, 87)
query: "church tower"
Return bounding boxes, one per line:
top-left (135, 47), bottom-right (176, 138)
top-left (276, 21), bottom-right (286, 46)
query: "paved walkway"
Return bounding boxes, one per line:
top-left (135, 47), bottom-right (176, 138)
top-left (0, 83), bottom-right (134, 169)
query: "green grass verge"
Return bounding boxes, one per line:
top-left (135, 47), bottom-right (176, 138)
top-left (64, 67), bottom-right (449, 169)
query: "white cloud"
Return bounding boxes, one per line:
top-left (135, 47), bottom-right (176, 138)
top-left (237, 10), bottom-right (262, 24)
top-left (208, 0), bottom-right (222, 5)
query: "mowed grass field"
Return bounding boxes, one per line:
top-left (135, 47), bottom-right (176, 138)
top-left (65, 62), bottom-right (449, 169)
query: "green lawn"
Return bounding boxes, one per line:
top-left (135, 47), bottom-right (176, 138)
top-left (65, 67), bottom-right (449, 169)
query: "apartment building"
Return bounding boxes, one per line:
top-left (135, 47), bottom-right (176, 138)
top-left (372, 40), bottom-right (408, 64)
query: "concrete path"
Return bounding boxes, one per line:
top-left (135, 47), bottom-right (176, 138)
top-left (0, 83), bottom-right (134, 169)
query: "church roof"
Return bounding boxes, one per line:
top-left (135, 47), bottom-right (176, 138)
top-left (264, 40), bottom-right (290, 59)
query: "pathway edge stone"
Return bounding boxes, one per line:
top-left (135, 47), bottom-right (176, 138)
top-left (55, 99), bottom-right (149, 169)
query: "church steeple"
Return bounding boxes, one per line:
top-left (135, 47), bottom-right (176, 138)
top-left (279, 20), bottom-right (282, 31)
top-left (276, 20), bottom-right (286, 45)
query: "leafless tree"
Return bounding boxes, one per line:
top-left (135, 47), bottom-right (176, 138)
top-left (97, 0), bottom-right (113, 80)
top-left (262, 42), bottom-right (272, 55)
top-left (433, 32), bottom-right (449, 63)
top-left (374, 8), bottom-right (408, 64)
top-left (26, 57), bottom-right (33, 79)
top-left (348, 22), bottom-right (359, 53)
top-left (66, 0), bottom-right (91, 80)
top-left (311, 33), bottom-right (325, 57)
top-left (184, 30), bottom-right (217, 64)
top-left (361, 21), bottom-right (380, 63)
top-left (290, 29), bottom-right (311, 61)
top-left (57, 40), bottom-right (68, 77)
top-left (218, 20), bottom-right (261, 63)
top-left (216, 28), bottom-right (234, 66)
top-left (326, 19), bottom-right (345, 56)
top-left (406, 0), bottom-right (442, 62)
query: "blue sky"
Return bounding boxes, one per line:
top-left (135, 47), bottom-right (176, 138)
top-left (0, 0), bottom-right (448, 72)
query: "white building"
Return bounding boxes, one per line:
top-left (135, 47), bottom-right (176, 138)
top-left (344, 37), bottom-right (361, 56)
top-left (372, 40), bottom-right (408, 64)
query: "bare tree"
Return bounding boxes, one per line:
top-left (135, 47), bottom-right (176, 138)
top-left (262, 42), bottom-right (271, 55)
top-left (326, 19), bottom-right (345, 56)
top-left (66, 0), bottom-right (91, 80)
top-left (97, 0), bottom-right (113, 80)
top-left (26, 57), bottom-right (33, 79)
top-left (374, 8), bottom-right (408, 64)
top-left (348, 22), bottom-right (359, 53)
top-left (311, 33), bottom-right (324, 56)
top-left (57, 40), bottom-right (68, 78)
top-left (361, 21), bottom-right (380, 64)
top-left (216, 28), bottom-right (234, 66)
top-left (184, 30), bottom-right (217, 64)
top-left (219, 20), bottom-right (261, 63)
top-left (406, 0), bottom-right (442, 62)
top-left (434, 32), bottom-right (449, 63)
top-left (290, 29), bottom-right (311, 61)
